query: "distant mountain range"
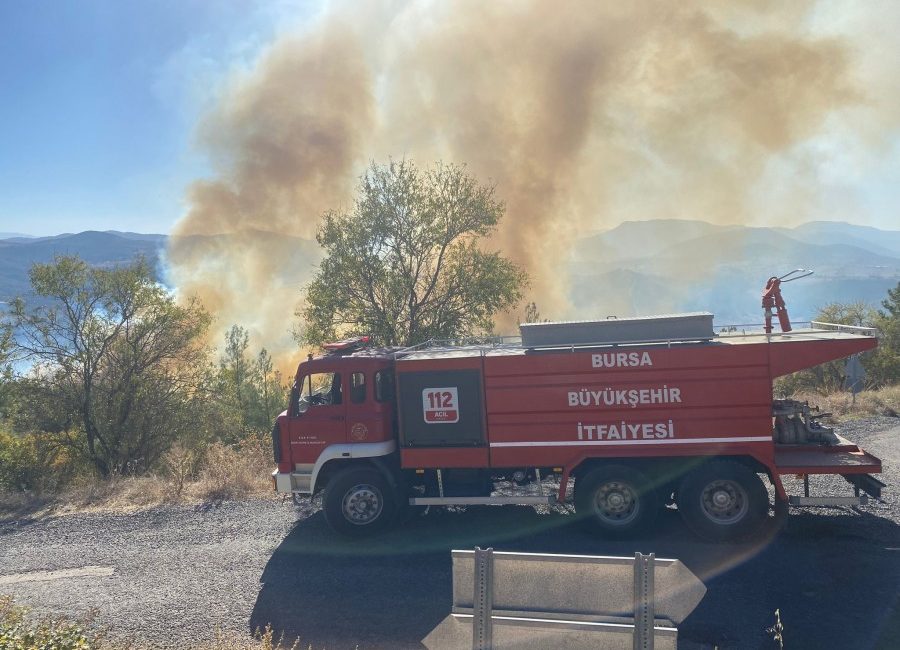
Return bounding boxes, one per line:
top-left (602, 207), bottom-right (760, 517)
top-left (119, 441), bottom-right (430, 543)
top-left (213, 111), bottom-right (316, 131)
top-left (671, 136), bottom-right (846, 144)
top-left (569, 220), bottom-right (900, 324)
top-left (1, 221), bottom-right (898, 326)
top-left (0, 231), bottom-right (167, 304)
top-left (0, 229), bottom-right (321, 307)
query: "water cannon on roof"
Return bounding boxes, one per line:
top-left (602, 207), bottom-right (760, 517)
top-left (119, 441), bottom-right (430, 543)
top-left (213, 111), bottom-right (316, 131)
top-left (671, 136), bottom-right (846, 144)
top-left (762, 269), bottom-right (813, 334)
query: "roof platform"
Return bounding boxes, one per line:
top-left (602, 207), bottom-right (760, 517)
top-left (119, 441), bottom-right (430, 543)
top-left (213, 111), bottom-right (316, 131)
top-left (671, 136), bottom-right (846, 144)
top-left (393, 322), bottom-right (877, 377)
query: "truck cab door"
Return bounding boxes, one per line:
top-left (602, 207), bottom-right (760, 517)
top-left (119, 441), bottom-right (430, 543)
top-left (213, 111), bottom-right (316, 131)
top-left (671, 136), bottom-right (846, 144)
top-left (288, 371), bottom-right (347, 465)
top-left (344, 367), bottom-right (394, 443)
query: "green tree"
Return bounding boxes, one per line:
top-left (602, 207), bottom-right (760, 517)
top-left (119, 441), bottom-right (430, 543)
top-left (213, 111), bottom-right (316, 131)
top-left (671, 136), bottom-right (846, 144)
top-left (776, 290), bottom-right (900, 394)
top-left (10, 255), bottom-right (211, 477)
top-left (869, 282), bottom-right (900, 386)
top-left (299, 160), bottom-right (528, 346)
top-left (217, 325), bottom-right (288, 436)
top-left (0, 322), bottom-right (12, 419)
top-left (220, 324), bottom-right (251, 429)
top-left (251, 347), bottom-right (287, 427)
top-left (805, 301), bottom-right (878, 391)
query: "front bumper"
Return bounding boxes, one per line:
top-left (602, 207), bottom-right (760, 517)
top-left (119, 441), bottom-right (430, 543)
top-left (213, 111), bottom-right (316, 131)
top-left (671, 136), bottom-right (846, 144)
top-left (272, 470), bottom-right (313, 494)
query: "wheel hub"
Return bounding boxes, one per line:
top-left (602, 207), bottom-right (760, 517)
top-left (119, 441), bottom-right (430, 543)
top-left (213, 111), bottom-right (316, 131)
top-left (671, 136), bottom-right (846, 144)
top-left (342, 484), bottom-right (383, 525)
top-left (594, 480), bottom-right (638, 524)
top-left (701, 479), bottom-right (748, 524)
top-left (712, 490), bottom-right (731, 508)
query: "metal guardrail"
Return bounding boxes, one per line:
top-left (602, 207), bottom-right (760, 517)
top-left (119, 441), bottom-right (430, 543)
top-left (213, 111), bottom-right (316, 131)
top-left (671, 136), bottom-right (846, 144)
top-left (423, 548), bottom-right (706, 650)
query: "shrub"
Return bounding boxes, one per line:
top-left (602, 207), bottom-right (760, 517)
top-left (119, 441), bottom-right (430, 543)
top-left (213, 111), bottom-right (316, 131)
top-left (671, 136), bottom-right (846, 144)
top-left (0, 598), bottom-right (313, 650)
top-left (0, 427), bottom-right (85, 495)
top-left (0, 430), bottom-right (276, 515)
top-left (0, 595), bottom-right (103, 650)
top-left (0, 431), bottom-right (40, 492)
top-left (193, 433), bottom-right (274, 502)
top-left (162, 443), bottom-right (201, 498)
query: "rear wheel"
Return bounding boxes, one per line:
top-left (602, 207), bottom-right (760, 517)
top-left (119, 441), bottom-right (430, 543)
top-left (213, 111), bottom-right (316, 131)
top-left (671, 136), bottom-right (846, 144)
top-left (677, 461), bottom-right (767, 542)
top-left (324, 467), bottom-right (397, 537)
top-left (575, 465), bottom-right (657, 537)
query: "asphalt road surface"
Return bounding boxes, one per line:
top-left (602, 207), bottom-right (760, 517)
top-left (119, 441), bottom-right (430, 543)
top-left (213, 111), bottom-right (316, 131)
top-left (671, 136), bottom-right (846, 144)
top-left (1, 417), bottom-right (898, 649)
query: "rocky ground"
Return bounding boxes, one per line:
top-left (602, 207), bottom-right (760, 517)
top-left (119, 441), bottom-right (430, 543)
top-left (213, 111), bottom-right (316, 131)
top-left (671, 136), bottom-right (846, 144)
top-left (1, 417), bottom-right (898, 649)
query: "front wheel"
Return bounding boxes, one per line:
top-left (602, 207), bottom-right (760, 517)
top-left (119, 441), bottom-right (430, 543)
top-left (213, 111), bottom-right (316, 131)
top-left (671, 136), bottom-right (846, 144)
top-left (324, 467), bottom-right (397, 537)
top-left (677, 461), bottom-right (768, 542)
top-left (575, 465), bottom-right (658, 537)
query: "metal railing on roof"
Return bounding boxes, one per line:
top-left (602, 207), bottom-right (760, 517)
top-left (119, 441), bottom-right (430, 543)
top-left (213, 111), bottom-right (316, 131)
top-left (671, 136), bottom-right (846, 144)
top-left (715, 321), bottom-right (878, 339)
top-left (394, 335), bottom-right (522, 358)
top-left (391, 320), bottom-right (878, 359)
top-left (810, 321), bottom-right (879, 336)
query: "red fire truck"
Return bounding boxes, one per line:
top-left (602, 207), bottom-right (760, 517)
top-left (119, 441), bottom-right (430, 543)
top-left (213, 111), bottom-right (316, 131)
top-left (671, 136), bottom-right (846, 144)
top-left (272, 277), bottom-right (885, 540)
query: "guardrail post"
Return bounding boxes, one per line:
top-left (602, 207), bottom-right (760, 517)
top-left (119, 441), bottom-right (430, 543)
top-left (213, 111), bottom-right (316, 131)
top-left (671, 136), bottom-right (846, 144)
top-left (472, 547), bottom-right (494, 650)
top-left (633, 552), bottom-right (655, 650)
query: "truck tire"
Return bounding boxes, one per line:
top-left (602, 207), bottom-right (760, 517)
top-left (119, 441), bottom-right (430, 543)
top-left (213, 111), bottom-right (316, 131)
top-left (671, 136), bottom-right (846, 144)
top-left (324, 467), bottom-right (397, 537)
top-left (575, 465), bottom-right (658, 537)
top-left (677, 461), bottom-right (768, 542)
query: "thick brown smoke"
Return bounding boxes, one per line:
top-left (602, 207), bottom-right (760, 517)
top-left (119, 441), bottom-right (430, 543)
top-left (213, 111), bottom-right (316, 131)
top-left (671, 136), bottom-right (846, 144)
top-left (169, 0), bottom-right (883, 366)
top-left (168, 18), bottom-right (373, 368)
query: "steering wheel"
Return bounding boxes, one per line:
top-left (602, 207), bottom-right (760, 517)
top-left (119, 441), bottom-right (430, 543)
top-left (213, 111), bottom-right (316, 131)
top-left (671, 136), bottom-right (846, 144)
top-left (309, 391), bottom-right (332, 406)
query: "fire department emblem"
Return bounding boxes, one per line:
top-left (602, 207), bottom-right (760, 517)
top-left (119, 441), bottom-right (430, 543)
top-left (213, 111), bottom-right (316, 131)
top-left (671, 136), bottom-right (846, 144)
top-left (350, 422), bottom-right (369, 441)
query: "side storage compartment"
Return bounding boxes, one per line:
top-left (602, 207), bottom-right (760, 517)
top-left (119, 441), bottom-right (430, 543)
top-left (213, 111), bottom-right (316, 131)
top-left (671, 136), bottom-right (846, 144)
top-left (396, 368), bottom-right (486, 447)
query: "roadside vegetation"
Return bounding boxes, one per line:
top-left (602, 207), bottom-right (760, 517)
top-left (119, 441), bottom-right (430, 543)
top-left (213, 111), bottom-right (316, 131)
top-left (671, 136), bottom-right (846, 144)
top-left (775, 283), bottom-right (900, 419)
top-left (0, 595), bottom-right (321, 650)
top-left (782, 385), bottom-right (899, 421)
top-left (0, 257), bottom-right (287, 514)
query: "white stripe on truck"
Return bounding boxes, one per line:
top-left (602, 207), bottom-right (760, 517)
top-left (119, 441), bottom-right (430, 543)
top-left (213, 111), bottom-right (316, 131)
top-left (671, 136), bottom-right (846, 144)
top-left (490, 436), bottom-right (771, 448)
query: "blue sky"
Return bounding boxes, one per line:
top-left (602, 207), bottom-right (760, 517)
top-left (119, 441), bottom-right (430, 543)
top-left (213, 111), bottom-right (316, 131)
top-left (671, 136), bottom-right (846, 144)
top-left (0, 0), bottom-right (316, 236)
top-left (0, 1), bottom-right (898, 237)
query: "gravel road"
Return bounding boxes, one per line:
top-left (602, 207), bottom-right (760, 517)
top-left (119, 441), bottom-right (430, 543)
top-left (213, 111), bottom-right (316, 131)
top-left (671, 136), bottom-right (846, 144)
top-left (1, 417), bottom-right (898, 649)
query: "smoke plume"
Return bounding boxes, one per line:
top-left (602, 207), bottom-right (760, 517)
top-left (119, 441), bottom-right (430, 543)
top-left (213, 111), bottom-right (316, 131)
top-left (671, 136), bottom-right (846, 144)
top-left (169, 1), bottom-right (893, 365)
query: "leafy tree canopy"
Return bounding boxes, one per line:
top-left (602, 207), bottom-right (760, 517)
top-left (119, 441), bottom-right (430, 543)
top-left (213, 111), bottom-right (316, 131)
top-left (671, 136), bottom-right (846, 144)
top-left (870, 281), bottom-right (900, 386)
top-left (217, 325), bottom-right (288, 438)
top-left (0, 323), bottom-right (12, 420)
top-left (10, 255), bottom-right (211, 477)
top-left (299, 160), bottom-right (528, 347)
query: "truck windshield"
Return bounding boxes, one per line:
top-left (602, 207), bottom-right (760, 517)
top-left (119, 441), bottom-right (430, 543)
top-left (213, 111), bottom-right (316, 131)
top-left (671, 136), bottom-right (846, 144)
top-left (297, 372), bottom-right (342, 413)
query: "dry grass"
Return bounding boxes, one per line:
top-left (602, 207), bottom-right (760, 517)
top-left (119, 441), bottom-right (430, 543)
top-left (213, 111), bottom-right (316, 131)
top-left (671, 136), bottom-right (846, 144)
top-left (0, 433), bottom-right (277, 518)
top-left (193, 626), bottom-right (333, 650)
top-left (786, 385), bottom-right (900, 421)
top-left (190, 435), bottom-right (275, 503)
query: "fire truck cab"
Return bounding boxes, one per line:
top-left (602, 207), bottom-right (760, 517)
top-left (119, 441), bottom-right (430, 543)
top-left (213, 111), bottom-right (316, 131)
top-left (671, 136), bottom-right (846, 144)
top-left (274, 347), bottom-right (398, 496)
